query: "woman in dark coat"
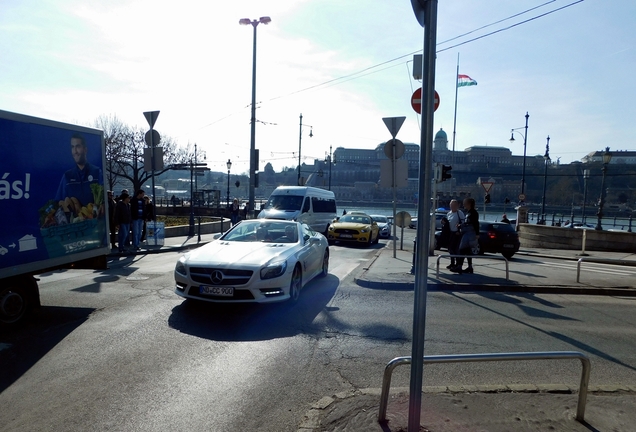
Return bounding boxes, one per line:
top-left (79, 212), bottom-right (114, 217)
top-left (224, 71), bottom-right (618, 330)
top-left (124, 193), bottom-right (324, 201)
top-left (452, 197), bottom-right (479, 274)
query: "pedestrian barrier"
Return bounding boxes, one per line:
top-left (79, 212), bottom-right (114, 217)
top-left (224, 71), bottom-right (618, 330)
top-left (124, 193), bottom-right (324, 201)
top-left (378, 351), bottom-right (591, 424)
top-left (435, 254), bottom-right (509, 280)
top-left (576, 257), bottom-right (636, 283)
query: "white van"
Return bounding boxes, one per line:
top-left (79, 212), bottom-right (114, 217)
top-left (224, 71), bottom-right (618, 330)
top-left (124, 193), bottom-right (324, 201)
top-left (258, 186), bottom-right (337, 235)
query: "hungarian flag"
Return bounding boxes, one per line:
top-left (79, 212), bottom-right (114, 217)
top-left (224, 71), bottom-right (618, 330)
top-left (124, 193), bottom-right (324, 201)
top-left (457, 74), bottom-right (477, 87)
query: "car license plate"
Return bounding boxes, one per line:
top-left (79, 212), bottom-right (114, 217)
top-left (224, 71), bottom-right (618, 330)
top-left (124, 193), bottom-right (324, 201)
top-left (200, 286), bottom-right (234, 296)
top-left (503, 244), bottom-right (514, 249)
top-left (340, 234), bottom-right (353, 238)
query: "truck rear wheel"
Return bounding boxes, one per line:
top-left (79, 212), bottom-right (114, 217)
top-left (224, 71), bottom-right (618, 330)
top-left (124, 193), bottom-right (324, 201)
top-left (0, 276), bottom-right (38, 325)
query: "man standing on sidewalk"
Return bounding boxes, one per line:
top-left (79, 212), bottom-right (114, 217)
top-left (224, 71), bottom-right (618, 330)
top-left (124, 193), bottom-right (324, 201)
top-left (447, 199), bottom-right (464, 269)
top-left (130, 189), bottom-right (146, 251)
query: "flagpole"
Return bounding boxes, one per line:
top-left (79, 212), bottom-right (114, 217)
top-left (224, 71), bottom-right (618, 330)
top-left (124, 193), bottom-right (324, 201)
top-left (451, 53), bottom-right (459, 195)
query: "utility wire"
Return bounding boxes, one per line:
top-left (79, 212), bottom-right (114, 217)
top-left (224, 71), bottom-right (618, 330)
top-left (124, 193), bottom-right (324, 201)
top-left (267, 0), bottom-right (584, 101)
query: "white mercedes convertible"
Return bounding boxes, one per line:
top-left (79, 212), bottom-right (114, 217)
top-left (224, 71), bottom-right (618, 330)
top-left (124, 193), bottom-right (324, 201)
top-left (174, 220), bottom-right (329, 304)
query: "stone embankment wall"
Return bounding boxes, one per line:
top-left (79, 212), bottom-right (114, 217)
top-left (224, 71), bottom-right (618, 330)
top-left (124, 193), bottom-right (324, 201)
top-left (518, 224), bottom-right (636, 252)
top-left (164, 219), bottom-right (229, 237)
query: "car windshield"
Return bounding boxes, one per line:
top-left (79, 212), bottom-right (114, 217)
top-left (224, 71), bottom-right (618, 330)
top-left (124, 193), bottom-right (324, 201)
top-left (339, 215), bottom-right (370, 224)
top-left (265, 194), bottom-right (304, 211)
top-left (222, 220), bottom-right (299, 243)
top-left (371, 215), bottom-right (387, 223)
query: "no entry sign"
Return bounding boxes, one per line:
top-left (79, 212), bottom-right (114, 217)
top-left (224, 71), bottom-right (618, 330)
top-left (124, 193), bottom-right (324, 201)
top-left (411, 88), bottom-right (440, 114)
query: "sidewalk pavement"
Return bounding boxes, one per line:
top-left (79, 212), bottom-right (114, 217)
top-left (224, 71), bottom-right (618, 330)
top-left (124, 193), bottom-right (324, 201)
top-left (355, 231), bottom-right (636, 296)
top-left (107, 232), bottom-right (219, 258)
top-left (298, 385), bottom-right (636, 431)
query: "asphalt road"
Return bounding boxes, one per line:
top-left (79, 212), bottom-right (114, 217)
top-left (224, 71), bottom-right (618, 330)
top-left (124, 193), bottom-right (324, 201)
top-left (1, 240), bottom-right (635, 432)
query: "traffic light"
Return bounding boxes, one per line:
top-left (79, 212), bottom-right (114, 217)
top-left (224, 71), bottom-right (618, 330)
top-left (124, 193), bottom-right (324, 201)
top-left (441, 165), bottom-right (452, 182)
top-left (504, 197), bottom-right (510, 204)
top-left (485, 193), bottom-right (491, 204)
top-left (254, 173), bottom-right (259, 188)
top-left (235, 180), bottom-right (240, 188)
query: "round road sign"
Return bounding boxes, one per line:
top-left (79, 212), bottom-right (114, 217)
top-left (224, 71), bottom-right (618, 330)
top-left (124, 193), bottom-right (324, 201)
top-left (395, 211), bottom-right (412, 228)
top-left (144, 129), bottom-right (161, 147)
top-left (384, 139), bottom-right (405, 160)
top-left (411, 88), bottom-right (440, 114)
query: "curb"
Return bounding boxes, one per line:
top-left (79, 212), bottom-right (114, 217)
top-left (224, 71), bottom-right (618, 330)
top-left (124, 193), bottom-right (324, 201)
top-left (297, 384), bottom-right (636, 431)
top-left (107, 240), bottom-right (210, 258)
top-left (354, 277), bottom-right (636, 296)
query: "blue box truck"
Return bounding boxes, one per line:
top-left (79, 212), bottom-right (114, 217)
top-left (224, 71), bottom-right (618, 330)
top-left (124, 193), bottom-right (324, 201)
top-left (0, 110), bottom-right (110, 325)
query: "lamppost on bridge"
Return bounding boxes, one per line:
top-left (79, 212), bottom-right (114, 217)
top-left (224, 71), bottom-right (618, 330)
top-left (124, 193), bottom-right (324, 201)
top-left (326, 144), bottom-right (333, 191)
top-left (539, 136), bottom-right (551, 225)
top-left (226, 159), bottom-right (232, 210)
top-left (595, 147), bottom-right (612, 231)
top-left (298, 113), bottom-right (313, 185)
top-left (239, 16), bottom-right (271, 217)
top-left (582, 169), bottom-right (590, 223)
top-left (509, 112), bottom-right (530, 203)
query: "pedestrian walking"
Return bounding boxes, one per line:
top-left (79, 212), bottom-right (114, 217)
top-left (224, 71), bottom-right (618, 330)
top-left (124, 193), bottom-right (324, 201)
top-left (231, 198), bottom-right (240, 225)
top-left (130, 189), bottom-right (146, 250)
top-left (452, 197), bottom-right (479, 274)
top-left (446, 199), bottom-right (465, 269)
top-left (114, 193), bottom-right (131, 253)
top-left (107, 190), bottom-right (117, 250)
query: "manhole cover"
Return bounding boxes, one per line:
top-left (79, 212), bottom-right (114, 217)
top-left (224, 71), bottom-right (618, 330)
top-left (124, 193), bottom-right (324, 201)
top-left (126, 276), bottom-right (150, 281)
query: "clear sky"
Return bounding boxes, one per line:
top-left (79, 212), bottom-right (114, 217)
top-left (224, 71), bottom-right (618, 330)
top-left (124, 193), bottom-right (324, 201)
top-left (1, 0), bottom-right (634, 175)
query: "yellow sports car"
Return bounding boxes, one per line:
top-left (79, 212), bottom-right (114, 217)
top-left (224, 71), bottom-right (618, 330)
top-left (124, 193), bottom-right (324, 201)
top-left (327, 213), bottom-right (379, 246)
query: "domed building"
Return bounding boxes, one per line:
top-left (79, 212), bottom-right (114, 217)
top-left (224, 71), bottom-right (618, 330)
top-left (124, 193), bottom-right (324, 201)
top-left (433, 128), bottom-right (448, 151)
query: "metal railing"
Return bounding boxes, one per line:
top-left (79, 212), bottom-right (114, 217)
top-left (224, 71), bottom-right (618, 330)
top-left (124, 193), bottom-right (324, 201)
top-left (378, 351), bottom-right (591, 424)
top-left (576, 257), bottom-right (636, 283)
top-left (435, 254), bottom-right (510, 280)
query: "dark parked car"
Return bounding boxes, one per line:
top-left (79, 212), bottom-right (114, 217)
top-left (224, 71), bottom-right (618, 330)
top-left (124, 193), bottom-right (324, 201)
top-left (436, 221), bottom-right (520, 259)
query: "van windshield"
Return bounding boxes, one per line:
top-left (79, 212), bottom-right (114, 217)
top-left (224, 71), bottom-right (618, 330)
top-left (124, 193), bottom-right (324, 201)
top-left (266, 195), bottom-right (304, 211)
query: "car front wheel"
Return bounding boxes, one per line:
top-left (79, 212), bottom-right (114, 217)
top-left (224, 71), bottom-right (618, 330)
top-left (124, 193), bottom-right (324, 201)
top-left (319, 250), bottom-right (329, 278)
top-left (288, 265), bottom-right (302, 303)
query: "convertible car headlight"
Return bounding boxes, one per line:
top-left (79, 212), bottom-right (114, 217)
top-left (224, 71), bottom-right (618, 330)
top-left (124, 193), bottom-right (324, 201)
top-left (260, 261), bottom-right (287, 279)
top-left (360, 228), bottom-right (369, 233)
top-left (328, 225), bottom-right (334, 231)
top-left (175, 258), bottom-right (187, 276)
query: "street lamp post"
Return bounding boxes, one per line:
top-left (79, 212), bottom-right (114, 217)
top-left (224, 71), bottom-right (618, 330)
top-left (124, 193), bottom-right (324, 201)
top-left (540, 136), bottom-right (551, 225)
top-left (509, 112), bottom-right (530, 202)
top-left (582, 169), bottom-right (590, 223)
top-left (226, 159), bottom-right (232, 211)
top-left (328, 144), bottom-right (333, 191)
top-left (298, 113), bottom-right (313, 185)
top-left (239, 16), bottom-right (271, 218)
top-left (595, 147), bottom-right (612, 231)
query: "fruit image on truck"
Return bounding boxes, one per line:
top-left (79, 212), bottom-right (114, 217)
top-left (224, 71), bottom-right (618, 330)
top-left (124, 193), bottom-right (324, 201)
top-left (0, 110), bottom-right (109, 325)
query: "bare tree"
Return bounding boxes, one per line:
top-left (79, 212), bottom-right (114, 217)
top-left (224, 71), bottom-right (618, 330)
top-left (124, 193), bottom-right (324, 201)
top-left (95, 115), bottom-right (190, 194)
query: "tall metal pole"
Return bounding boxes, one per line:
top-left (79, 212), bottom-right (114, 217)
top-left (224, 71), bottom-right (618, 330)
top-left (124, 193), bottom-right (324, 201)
top-left (298, 113), bottom-right (303, 185)
top-left (521, 112), bottom-right (529, 196)
top-left (595, 149), bottom-right (611, 230)
top-left (248, 22), bottom-right (258, 218)
top-left (451, 53), bottom-right (459, 170)
top-left (194, 143), bottom-right (198, 196)
top-left (328, 144), bottom-right (332, 191)
top-left (582, 169), bottom-right (590, 223)
top-left (392, 141), bottom-right (397, 259)
top-left (227, 166), bottom-right (231, 213)
top-left (188, 159), bottom-right (194, 237)
top-left (540, 136), bottom-right (550, 224)
top-left (409, 0), bottom-right (438, 430)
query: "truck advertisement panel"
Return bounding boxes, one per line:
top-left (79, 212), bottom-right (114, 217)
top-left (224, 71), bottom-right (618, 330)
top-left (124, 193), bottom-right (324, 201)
top-left (0, 111), bottom-right (108, 272)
